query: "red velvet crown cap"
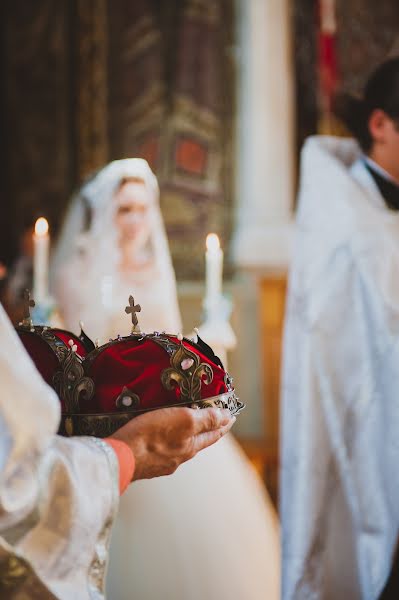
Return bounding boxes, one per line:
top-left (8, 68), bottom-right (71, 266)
top-left (53, 330), bottom-right (87, 356)
top-left (82, 335), bottom-right (228, 415)
top-left (18, 328), bottom-right (87, 385)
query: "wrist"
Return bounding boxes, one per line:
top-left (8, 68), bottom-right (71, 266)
top-left (104, 438), bottom-right (135, 494)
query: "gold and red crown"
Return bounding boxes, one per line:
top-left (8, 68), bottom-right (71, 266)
top-left (16, 291), bottom-right (244, 437)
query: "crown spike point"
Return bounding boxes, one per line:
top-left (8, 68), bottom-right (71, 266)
top-left (22, 289), bottom-right (35, 328)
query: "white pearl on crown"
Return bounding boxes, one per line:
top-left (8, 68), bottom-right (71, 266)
top-left (68, 339), bottom-right (78, 353)
top-left (122, 396), bottom-right (132, 407)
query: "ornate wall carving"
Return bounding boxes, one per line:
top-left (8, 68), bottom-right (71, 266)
top-left (292, 0), bottom-right (318, 159)
top-left (160, 0), bottom-right (235, 280)
top-left (1, 0), bottom-right (234, 282)
top-left (75, 0), bottom-right (109, 181)
top-left (1, 1), bottom-right (73, 260)
top-left (293, 0), bottom-right (399, 157)
top-left (108, 0), bottom-right (234, 280)
top-left (336, 0), bottom-right (399, 94)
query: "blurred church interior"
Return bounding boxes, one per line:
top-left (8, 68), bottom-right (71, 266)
top-left (1, 0), bottom-right (398, 504)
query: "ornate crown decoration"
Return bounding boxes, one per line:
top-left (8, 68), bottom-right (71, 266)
top-left (16, 291), bottom-right (244, 438)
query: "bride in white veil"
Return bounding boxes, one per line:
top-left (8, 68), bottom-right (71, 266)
top-left (51, 159), bottom-right (181, 337)
top-left (52, 159), bottom-right (280, 600)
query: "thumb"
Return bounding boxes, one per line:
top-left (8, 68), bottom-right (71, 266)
top-left (192, 407), bottom-right (233, 435)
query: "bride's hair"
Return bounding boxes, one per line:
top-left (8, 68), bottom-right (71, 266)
top-left (334, 57), bottom-right (399, 151)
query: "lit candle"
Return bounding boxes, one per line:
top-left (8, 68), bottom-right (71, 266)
top-left (33, 217), bottom-right (50, 304)
top-left (205, 233), bottom-right (223, 311)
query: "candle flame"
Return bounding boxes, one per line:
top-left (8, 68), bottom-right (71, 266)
top-left (206, 233), bottom-right (220, 251)
top-left (35, 217), bottom-right (49, 237)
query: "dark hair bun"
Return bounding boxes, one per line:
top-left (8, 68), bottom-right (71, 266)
top-left (333, 93), bottom-right (371, 150)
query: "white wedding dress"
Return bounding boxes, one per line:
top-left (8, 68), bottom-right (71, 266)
top-left (52, 159), bottom-right (280, 600)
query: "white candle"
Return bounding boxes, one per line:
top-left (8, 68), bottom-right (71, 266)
top-left (33, 217), bottom-right (50, 304)
top-left (205, 233), bottom-right (223, 310)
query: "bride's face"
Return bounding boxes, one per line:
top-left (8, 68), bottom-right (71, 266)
top-left (113, 180), bottom-right (151, 247)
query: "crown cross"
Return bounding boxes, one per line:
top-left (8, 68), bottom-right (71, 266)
top-left (22, 289), bottom-right (35, 328)
top-left (125, 295), bottom-right (141, 333)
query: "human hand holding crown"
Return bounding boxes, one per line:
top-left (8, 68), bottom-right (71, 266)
top-left (16, 292), bottom-right (244, 438)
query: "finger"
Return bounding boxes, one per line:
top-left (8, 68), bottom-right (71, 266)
top-left (219, 419), bottom-right (236, 435)
top-left (192, 416), bottom-right (236, 452)
top-left (191, 407), bottom-right (233, 434)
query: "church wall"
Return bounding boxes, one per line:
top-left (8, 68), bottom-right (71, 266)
top-left (293, 0), bottom-right (399, 152)
top-left (1, 1), bottom-right (74, 263)
top-left (0, 0), bottom-right (235, 284)
top-left (336, 0), bottom-right (399, 94)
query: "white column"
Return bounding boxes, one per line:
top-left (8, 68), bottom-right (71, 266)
top-left (232, 0), bottom-right (295, 270)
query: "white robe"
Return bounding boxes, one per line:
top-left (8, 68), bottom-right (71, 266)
top-left (0, 304), bottom-right (119, 599)
top-left (281, 135), bottom-right (399, 599)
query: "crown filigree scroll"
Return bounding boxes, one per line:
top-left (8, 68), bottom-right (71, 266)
top-left (161, 343), bottom-right (214, 404)
top-left (53, 346), bottom-right (95, 435)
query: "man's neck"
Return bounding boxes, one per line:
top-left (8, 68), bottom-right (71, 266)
top-left (367, 152), bottom-right (399, 186)
top-left (363, 157), bottom-right (399, 211)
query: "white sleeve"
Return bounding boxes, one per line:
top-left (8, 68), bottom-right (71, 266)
top-left (0, 304), bottom-right (119, 599)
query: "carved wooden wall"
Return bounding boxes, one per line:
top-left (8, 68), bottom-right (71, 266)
top-left (0, 0), bottom-right (234, 282)
top-left (107, 0), bottom-right (235, 279)
top-left (335, 0), bottom-right (399, 95)
top-left (293, 0), bottom-right (399, 157)
top-left (1, 1), bottom-right (74, 263)
top-left (292, 0), bottom-right (318, 160)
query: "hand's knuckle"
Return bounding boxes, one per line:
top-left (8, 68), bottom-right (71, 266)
top-left (205, 408), bottom-right (218, 430)
top-left (181, 408), bottom-right (196, 431)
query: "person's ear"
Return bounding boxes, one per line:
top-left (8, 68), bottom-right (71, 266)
top-left (368, 108), bottom-right (390, 144)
